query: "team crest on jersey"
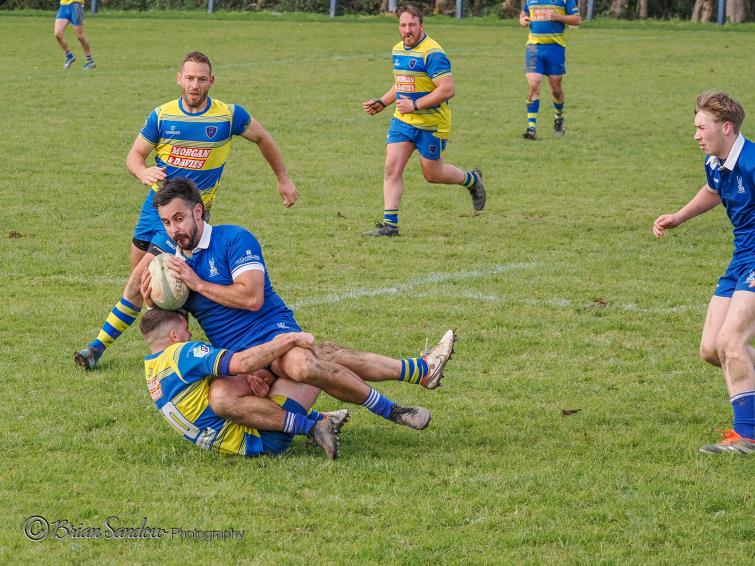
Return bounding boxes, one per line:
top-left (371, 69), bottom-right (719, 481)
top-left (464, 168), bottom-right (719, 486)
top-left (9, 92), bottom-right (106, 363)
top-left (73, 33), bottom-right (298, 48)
top-left (209, 257), bottom-right (219, 277)
top-left (192, 345), bottom-right (210, 358)
top-left (148, 378), bottom-right (163, 401)
top-left (429, 145), bottom-right (438, 154)
top-left (409, 58), bottom-right (417, 69)
top-left (747, 270), bottom-right (755, 286)
top-left (206, 126), bottom-right (218, 139)
top-left (737, 176), bottom-right (745, 193)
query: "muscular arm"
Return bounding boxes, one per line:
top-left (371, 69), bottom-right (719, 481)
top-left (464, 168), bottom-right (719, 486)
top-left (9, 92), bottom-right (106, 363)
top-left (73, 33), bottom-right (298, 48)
top-left (228, 332), bottom-right (315, 375)
top-left (652, 184), bottom-right (721, 238)
top-left (240, 119), bottom-right (298, 207)
top-left (126, 136), bottom-right (166, 186)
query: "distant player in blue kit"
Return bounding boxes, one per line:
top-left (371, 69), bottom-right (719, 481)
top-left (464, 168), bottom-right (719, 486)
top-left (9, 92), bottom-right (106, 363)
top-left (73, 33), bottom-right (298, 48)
top-left (519, 0), bottom-right (581, 139)
top-left (139, 178), bottom-right (458, 454)
top-left (653, 92), bottom-right (755, 454)
top-left (361, 4), bottom-right (486, 237)
top-left (54, 0), bottom-right (95, 70)
top-left (139, 308), bottom-right (348, 459)
top-left (74, 51), bottom-right (298, 370)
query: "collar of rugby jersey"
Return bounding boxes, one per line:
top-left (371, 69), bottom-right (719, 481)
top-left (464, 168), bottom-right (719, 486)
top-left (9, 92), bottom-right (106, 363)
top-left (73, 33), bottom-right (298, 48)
top-left (706, 132), bottom-right (745, 171)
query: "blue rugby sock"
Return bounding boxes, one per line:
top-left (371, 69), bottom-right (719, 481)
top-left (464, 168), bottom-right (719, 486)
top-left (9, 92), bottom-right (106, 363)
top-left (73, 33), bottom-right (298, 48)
top-left (731, 391), bottom-right (755, 438)
top-left (553, 99), bottom-right (564, 120)
top-left (282, 412), bottom-right (316, 436)
top-left (383, 209), bottom-right (398, 227)
top-left (362, 388), bottom-right (395, 420)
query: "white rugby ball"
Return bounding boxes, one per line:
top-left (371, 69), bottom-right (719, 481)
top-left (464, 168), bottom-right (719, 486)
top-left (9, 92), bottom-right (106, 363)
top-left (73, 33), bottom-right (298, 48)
top-left (148, 254), bottom-right (189, 310)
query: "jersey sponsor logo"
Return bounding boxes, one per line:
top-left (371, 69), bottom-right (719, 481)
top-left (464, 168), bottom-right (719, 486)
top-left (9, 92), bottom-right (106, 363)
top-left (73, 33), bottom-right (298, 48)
top-left (395, 75), bottom-right (415, 93)
top-left (276, 322), bottom-right (289, 329)
top-left (747, 270), bottom-right (755, 286)
top-left (166, 146), bottom-right (212, 169)
top-left (206, 126), bottom-right (218, 139)
top-left (148, 378), bottom-right (163, 401)
top-left (737, 175), bottom-right (745, 193)
top-left (192, 344), bottom-right (211, 358)
top-left (209, 257), bottom-right (219, 277)
top-left (166, 125), bottom-right (182, 136)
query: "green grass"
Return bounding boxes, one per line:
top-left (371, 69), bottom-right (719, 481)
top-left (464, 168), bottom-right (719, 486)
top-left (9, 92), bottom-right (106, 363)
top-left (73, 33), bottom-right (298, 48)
top-left (2, 10), bottom-right (755, 563)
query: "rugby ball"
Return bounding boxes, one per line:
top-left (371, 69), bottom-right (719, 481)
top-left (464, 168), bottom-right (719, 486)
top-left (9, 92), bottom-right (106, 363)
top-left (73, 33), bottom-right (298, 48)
top-left (148, 254), bottom-right (189, 310)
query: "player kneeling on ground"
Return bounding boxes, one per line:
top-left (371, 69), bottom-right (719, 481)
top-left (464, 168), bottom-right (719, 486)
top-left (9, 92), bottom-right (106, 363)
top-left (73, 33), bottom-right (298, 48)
top-left (140, 307), bottom-right (348, 459)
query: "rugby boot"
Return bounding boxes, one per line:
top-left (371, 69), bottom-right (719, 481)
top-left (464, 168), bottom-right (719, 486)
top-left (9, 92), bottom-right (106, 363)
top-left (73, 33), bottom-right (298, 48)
top-left (467, 168), bottom-right (486, 212)
top-left (363, 222), bottom-right (399, 237)
top-left (522, 127), bottom-right (537, 140)
top-left (388, 404), bottom-right (431, 430)
top-left (64, 52), bottom-right (76, 69)
top-left (308, 409), bottom-right (349, 460)
top-left (700, 430), bottom-right (755, 454)
top-left (554, 118), bottom-right (565, 138)
top-left (73, 346), bottom-right (102, 370)
top-left (420, 329), bottom-right (456, 390)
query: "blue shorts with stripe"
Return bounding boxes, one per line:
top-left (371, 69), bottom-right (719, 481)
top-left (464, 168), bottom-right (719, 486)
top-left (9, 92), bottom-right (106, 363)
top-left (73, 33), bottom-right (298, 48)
top-left (525, 44), bottom-right (566, 76)
top-left (386, 118), bottom-right (447, 161)
top-left (714, 259), bottom-right (755, 298)
top-left (56, 3), bottom-right (84, 26)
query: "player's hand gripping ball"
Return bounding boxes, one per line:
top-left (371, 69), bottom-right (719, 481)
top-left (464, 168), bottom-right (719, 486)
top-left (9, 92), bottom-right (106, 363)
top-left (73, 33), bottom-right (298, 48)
top-left (148, 254), bottom-right (189, 310)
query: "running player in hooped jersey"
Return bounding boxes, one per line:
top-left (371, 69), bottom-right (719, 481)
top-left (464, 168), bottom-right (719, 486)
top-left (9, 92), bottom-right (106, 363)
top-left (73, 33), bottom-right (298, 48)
top-left (54, 0), bottom-right (95, 70)
top-left (73, 51), bottom-right (299, 370)
top-left (361, 4), bottom-right (486, 237)
top-left (653, 92), bottom-right (755, 454)
top-left (140, 308), bottom-right (348, 459)
top-left (519, 0), bottom-right (581, 140)
top-left (140, 179), bottom-right (458, 452)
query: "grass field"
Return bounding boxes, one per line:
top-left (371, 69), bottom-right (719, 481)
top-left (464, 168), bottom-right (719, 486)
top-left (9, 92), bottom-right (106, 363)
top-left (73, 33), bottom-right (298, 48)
top-left (2, 10), bottom-right (755, 563)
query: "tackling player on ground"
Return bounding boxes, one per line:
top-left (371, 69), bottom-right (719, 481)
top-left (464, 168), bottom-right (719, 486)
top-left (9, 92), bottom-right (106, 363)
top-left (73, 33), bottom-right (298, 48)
top-left (653, 91), bottom-right (755, 454)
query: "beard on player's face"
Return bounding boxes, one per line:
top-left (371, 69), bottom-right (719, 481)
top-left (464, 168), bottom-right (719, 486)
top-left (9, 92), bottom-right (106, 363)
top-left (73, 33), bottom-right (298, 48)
top-left (174, 221), bottom-right (199, 250)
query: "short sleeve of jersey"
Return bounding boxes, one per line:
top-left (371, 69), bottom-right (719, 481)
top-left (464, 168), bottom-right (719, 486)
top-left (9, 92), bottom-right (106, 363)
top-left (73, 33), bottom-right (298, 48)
top-left (148, 232), bottom-right (178, 256)
top-left (566, 0), bottom-right (579, 15)
top-left (704, 157), bottom-right (718, 193)
top-left (231, 104), bottom-right (252, 136)
top-left (226, 228), bottom-right (266, 280)
top-left (139, 109), bottom-right (160, 145)
top-left (425, 51), bottom-right (452, 80)
top-left (523, 0), bottom-right (530, 15)
top-left (176, 341), bottom-right (232, 380)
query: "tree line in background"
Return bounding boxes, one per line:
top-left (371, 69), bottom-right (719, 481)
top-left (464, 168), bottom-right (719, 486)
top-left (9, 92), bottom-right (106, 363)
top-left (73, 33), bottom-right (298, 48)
top-left (1, 0), bottom-right (752, 21)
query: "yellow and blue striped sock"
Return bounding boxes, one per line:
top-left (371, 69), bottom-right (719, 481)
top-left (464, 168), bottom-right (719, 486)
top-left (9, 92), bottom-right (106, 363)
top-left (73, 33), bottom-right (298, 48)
top-left (462, 170), bottom-right (479, 189)
top-left (88, 297), bottom-right (141, 354)
top-left (383, 209), bottom-right (399, 227)
top-left (553, 99), bottom-right (564, 120)
top-left (399, 357), bottom-right (429, 384)
top-left (527, 99), bottom-right (540, 129)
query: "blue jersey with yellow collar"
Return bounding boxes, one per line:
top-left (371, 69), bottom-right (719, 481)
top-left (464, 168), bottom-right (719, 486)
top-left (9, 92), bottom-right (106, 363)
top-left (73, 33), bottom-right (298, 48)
top-left (392, 35), bottom-right (453, 137)
top-left (144, 340), bottom-right (270, 456)
top-left (139, 97), bottom-right (251, 210)
top-left (704, 135), bottom-right (755, 262)
top-left (150, 224), bottom-right (296, 351)
top-left (524, 0), bottom-right (579, 47)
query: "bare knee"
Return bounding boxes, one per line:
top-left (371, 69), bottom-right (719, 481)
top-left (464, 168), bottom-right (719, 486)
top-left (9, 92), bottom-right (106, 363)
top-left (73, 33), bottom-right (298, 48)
top-left (208, 379), bottom-right (247, 418)
top-left (54, 30), bottom-right (65, 41)
top-left (314, 342), bottom-right (341, 361)
top-left (700, 343), bottom-right (721, 366)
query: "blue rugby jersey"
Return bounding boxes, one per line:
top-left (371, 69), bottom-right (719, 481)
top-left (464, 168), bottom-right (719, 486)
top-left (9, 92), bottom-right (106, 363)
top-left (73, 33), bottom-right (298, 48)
top-left (523, 0), bottom-right (579, 47)
top-left (705, 134), bottom-right (755, 262)
top-left (150, 224), bottom-right (296, 351)
top-left (139, 97), bottom-right (251, 210)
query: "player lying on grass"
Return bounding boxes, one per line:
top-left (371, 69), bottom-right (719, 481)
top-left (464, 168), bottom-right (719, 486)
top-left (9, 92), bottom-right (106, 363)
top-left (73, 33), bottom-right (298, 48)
top-left (139, 178), bottom-right (456, 455)
top-left (140, 307), bottom-right (348, 459)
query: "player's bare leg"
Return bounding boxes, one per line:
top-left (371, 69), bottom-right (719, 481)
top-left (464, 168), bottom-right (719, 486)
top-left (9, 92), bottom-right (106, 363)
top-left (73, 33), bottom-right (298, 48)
top-left (523, 72), bottom-right (543, 139)
top-left (363, 142), bottom-right (413, 237)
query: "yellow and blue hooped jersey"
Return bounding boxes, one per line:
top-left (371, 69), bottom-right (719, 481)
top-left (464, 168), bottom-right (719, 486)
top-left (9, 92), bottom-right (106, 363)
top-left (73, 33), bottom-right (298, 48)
top-left (144, 341), bottom-right (269, 456)
top-left (392, 35), bottom-right (453, 137)
top-left (139, 97), bottom-right (252, 210)
top-left (524, 0), bottom-right (579, 47)
top-left (59, 0), bottom-right (82, 5)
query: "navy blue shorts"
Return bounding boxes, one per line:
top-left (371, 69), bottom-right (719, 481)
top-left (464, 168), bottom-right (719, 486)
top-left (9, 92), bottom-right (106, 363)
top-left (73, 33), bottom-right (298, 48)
top-left (714, 259), bottom-right (755, 298)
top-left (386, 118), bottom-right (447, 161)
top-left (56, 3), bottom-right (84, 26)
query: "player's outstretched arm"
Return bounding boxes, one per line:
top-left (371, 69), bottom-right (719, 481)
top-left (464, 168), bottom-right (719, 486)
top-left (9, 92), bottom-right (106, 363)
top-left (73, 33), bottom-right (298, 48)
top-left (127, 136), bottom-right (166, 186)
top-left (652, 184), bottom-right (721, 238)
top-left (228, 332), bottom-right (315, 375)
top-left (363, 87), bottom-right (397, 116)
top-left (241, 119), bottom-right (299, 208)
